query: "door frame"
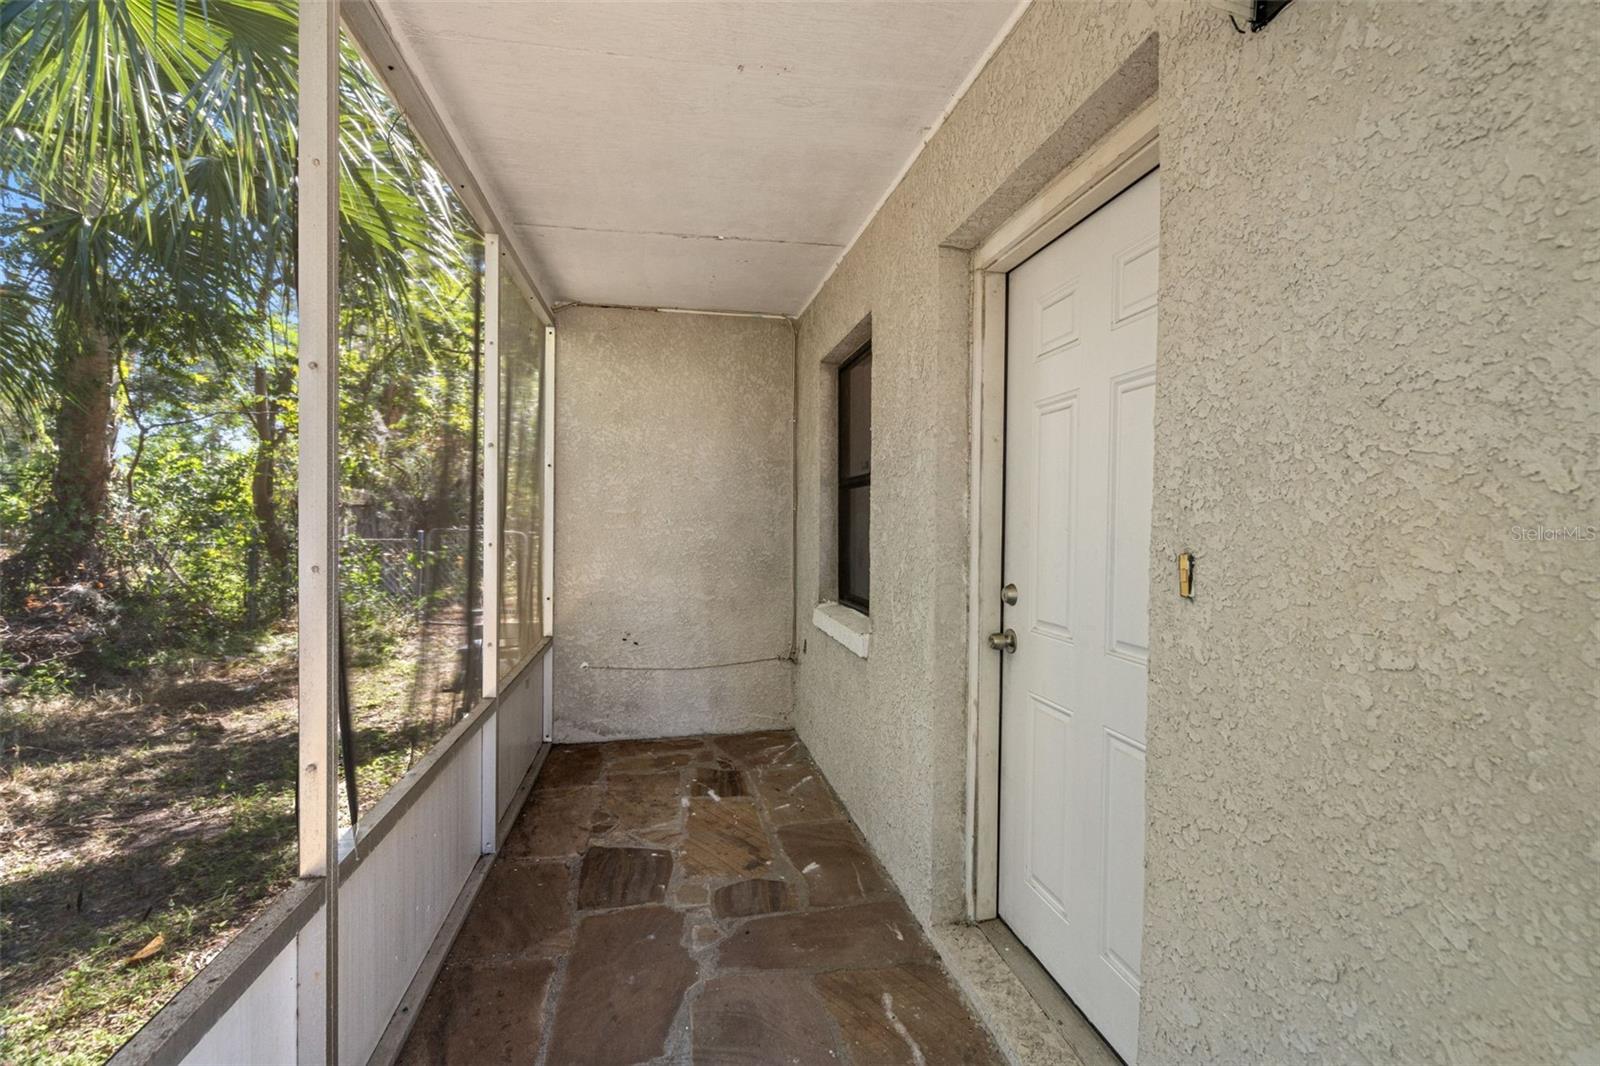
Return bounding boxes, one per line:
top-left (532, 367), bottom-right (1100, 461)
top-left (965, 101), bottom-right (1159, 921)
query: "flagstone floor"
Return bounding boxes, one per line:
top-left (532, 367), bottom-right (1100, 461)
top-left (398, 730), bottom-right (1003, 1065)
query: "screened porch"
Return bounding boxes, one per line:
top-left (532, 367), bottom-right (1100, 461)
top-left (6, 1), bottom-right (1588, 1065)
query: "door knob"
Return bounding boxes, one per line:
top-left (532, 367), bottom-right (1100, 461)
top-left (1000, 583), bottom-right (1018, 606)
top-left (987, 629), bottom-right (1017, 653)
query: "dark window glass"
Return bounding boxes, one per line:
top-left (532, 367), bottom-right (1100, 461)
top-left (840, 348), bottom-right (872, 480)
top-left (838, 343), bottom-right (871, 612)
top-left (840, 484), bottom-right (871, 610)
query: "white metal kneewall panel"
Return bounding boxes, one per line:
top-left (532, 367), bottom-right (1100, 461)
top-left (337, 731), bottom-right (483, 1066)
top-left (496, 655), bottom-right (544, 822)
top-left (177, 937), bottom-right (297, 1066)
top-left (542, 649), bottom-right (554, 746)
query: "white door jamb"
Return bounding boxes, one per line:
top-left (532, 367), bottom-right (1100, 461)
top-left (964, 101), bottom-right (1159, 921)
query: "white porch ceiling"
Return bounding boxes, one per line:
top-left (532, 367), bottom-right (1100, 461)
top-left (380, 0), bottom-right (1023, 315)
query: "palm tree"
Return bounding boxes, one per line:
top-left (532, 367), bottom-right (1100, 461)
top-left (0, 0), bottom-right (473, 589)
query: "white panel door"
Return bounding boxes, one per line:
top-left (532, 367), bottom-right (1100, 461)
top-left (998, 168), bottom-right (1158, 1063)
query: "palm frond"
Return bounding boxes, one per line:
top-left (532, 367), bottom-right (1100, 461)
top-left (0, 274), bottom-right (53, 413)
top-left (0, 0), bottom-right (480, 419)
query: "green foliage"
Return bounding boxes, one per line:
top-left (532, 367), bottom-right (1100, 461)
top-left (126, 426), bottom-right (257, 616)
top-left (0, 7), bottom-right (486, 1058)
top-left (0, 0), bottom-right (474, 414)
top-left (0, 647), bottom-right (81, 698)
top-left (338, 535), bottom-right (408, 664)
top-left (0, 0), bottom-right (301, 412)
top-left (0, 429), bottom-right (52, 533)
top-left (1, 0), bottom-right (483, 640)
top-left (17, 658), bottom-right (82, 698)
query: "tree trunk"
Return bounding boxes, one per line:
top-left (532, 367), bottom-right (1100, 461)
top-left (250, 365), bottom-right (290, 618)
top-left (28, 322), bottom-right (118, 585)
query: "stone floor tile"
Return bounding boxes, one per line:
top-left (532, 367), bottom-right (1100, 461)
top-left (682, 797), bottom-right (773, 878)
top-left (546, 905), bottom-right (698, 1065)
top-left (755, 763), bottom-right (842, 826)
top-left (615, 750), bottom-right (702, 773)
top-left (450, 861), bottom-right (573, 961)
top-left (711, 878), bottom-right (798, 920)
top-left (397, 958), bottom-right (553, 1066)
top-left (500, 785), bottom-right (600, 859)
top-left (690, 747), bottom-right (742, 770)
top-left (534, 745), bottom-right (603, 791)
top-left (690, 766), bottom-right (750, 798)
top-left (602, 736), bottom-right (707, 758)
top-left (717, 900), bottom-right (934, 972)
top-left (598, 821), bottom-right (684, 850)
top-left (595, 772), bottom-right (684, 839)
top-left (604, 736), bottom-right (708, 772)
top-left (778, 820), bottom-right (889, 907)
top-left (713, 730), bottom-right (805, 768)
top-left (814, 964), bottom-right (1005, 1065)
top-left (412, 732), bottom-right (1000, 1065)
top-left (576, 846), bottom-right (673, 910)
top-left (690, 973), bottom-right (845, 1066)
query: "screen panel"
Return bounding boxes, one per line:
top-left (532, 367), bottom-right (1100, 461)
top-left (336, 32), bottom-right (484, 827)
top-left (497, 264), bottom-right (544, 680)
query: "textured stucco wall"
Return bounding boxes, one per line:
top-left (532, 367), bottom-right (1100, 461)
top-left (1144, 3), bottom-right (1598, 1061)
top-left (553, 305), bottom-right (795, 741)
top-left (794, 0), bottom-right (1160, 930)
top-left (793, 1), bottom-right (1598, 1063)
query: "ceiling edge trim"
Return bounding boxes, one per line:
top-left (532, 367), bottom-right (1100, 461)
top-left (791, 0), bottom-right (1033, 318)
top-left (553, 300), bottom-right (794, 322)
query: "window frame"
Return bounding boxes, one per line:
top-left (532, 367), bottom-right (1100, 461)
top-left (836, 341), bottom-right (872, 614)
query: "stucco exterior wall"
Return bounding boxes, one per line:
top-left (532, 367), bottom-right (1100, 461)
top-left (793, 2), bottom-right (1597, 1063)
top-left (553, 305), bottom-right (795, 741)
top-left (794, 0), bottom-right (1160, 931)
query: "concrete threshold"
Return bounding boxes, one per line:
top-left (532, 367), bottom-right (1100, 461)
top-left (928, 919), bottom-right (1122, 1066)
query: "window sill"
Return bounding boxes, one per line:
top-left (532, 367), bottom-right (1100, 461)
top-left (813, 602), bottom-right (871, 659)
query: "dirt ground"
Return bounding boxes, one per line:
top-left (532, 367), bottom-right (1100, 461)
top-left (0, 619), bottom-right (467, 1065)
